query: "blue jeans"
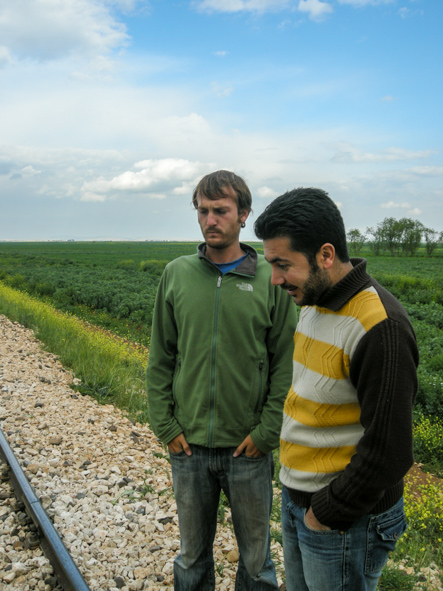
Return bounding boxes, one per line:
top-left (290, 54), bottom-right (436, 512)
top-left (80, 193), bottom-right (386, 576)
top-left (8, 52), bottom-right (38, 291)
top-left (169, 445), bottom-right (278, 591)
top-left (281, 486), bottom-right (407, 591)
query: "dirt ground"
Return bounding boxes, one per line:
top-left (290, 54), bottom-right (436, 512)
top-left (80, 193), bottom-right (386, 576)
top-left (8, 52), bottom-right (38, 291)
top-left (406, 463), bottom-right (443, 500)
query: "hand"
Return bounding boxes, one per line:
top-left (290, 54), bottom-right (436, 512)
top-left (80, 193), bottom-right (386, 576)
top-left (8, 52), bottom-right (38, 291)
top-left (167, 433), bottom-right (192, 456)
top-left (304, 506), bottom-right (331, 531)
top-left (233, 434), bottom-right (264, 458)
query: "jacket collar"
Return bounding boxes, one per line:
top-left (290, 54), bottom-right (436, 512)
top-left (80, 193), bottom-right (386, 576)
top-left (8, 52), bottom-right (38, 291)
top-left (316, 258), bottom-right (371, 311)
top-left (197, 242), bottom-right (258, 277)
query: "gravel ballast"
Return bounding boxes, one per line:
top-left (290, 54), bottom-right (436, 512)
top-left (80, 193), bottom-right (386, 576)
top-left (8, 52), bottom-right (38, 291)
top-left (0, 315), bottom-right (285, 590)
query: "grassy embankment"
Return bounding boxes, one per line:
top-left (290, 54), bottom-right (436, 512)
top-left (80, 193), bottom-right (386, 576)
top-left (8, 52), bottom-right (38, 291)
top-left (0, 282), bottom-right (149, 423)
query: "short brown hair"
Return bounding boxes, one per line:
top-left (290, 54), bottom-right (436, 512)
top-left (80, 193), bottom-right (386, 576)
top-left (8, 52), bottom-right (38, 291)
top-left (192, 170), bottom-right (252, 214)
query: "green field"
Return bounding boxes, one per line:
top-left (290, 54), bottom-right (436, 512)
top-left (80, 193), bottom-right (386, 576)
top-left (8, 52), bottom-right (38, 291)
top-left (0, 241), bottom-right (201, 347)
top-left (1, 239), bottom-right (442, 422)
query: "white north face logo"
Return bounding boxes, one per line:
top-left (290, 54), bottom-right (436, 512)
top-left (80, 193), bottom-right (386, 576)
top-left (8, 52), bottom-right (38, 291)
top-left (236, 283), bottom-right (253, 292)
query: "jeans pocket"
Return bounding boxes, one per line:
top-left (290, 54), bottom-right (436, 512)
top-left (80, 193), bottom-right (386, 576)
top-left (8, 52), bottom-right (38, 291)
top-left (302, 510), bottom-right (335, 535)
top-left (169, 449), bottom-right (189, 458)
top-left (240, 451), bottom-right (265, 460)
top-left (365, 507), bottom-right (407, 574)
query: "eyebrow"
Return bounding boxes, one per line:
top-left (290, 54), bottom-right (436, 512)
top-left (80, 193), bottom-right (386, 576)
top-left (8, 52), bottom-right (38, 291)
top-left (198, 205), bottom-right (228, 211)
top-left (265, 256), bottom-right (290, 264)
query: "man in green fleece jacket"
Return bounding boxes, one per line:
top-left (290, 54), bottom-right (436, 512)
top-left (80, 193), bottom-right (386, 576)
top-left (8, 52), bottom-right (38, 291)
top-left (146, 170), bottom-right (297, 590)
top-left (254, 187), bottom-right (419, 591)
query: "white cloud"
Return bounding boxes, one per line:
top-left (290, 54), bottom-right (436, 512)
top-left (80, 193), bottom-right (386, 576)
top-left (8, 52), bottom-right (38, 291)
top-left (193, 0), bottom-right (398, 13)
top-left (381, 201), bottom-right (411, 209)
top-left (409, 166), bottom-right (443, 177)
top-left (398, 7), bottom-right (411, 18)
top-left (331, 143), bottom-right (434, 163)
top-left (19, 165), bottom-right (41, 177)
top-left (192, 0), bottom-right (401, 19)
top-left (0, 45), bottom-right (12, 67)
top-left (0, 0), bottom-right (130, 62)
top-left (211, 82), bottom-right (234, 97)
top-left (338, 0), bottom-right (394, 6)
top-left (80, 158), bottom-right (210, 202)
top-left (297, 0), bottom-right (333, 20)
top-left (70, 55), bottom-right (117, 82)
top-left (105, 0), bottom-right (143, 11)
top-left (214, 50), bottom-right (228, 56)
top-left (379, 201), bottom-right (423, 218)
top-left (382, 95), bottom-right (395, 102)
top-left (80, 191), bottom-right (108, 203)
top-left (193, 0), bottom-right (291, 13)
top-left (256, 186), bottom-right (278, 198)
top-left (189, 0), bottom-right (413, 22)
top-left (194, 0), bottom-right (334, 19)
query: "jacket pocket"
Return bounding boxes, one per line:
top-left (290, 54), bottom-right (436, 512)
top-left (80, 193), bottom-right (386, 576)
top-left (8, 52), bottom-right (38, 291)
top-left (172, 358), bottom-right (182, 411)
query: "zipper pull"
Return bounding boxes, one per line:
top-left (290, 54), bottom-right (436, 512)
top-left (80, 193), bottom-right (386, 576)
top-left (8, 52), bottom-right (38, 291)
top-left (217, 275), bottom-right (222, 288)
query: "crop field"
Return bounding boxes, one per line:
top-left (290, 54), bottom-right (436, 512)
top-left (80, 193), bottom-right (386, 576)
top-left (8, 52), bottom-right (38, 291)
top-left (0, 240), bottom-right (442, 588)
top-left (0, 241), bottom-right (201, 347)
top-left (0, 240), bottom-right (442, 419)
top-left (1, 241), bottom-right (443, 407)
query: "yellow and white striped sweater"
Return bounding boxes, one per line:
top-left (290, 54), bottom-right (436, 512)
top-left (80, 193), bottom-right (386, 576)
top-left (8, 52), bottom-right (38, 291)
top-left (280, 259), bottom-right (419, 530)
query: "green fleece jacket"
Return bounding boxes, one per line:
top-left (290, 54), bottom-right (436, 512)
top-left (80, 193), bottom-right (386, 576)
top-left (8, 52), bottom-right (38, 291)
top-left (146, 243), bottom-right (297, 454)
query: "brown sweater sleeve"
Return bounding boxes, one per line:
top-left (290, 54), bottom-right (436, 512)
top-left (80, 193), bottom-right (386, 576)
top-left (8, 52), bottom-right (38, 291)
top-left (311, 316), bottom-right (419, 530)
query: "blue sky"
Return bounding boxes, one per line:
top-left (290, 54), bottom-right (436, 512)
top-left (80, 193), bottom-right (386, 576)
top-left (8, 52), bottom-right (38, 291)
top-left (0, 0), bottom-right (441, 241)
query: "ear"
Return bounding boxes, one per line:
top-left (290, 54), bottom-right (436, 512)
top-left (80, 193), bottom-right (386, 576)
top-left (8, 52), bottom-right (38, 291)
top-left (239, 209), bottom-right (249, 224)
top-left (316, 243), bottom-right (335, 270)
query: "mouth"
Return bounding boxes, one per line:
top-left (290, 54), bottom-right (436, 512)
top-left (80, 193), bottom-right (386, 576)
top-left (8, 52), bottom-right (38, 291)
top-left (281, 284), bottom-right (299, 299)
top-left (281, 283), bottom-right (296, 292)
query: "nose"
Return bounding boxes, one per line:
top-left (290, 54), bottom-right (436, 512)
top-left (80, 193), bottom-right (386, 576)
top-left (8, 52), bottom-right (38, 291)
top-left (207, 211), bottom-right (217, 227)
top-left (271, 267), bottom-right (284, 286)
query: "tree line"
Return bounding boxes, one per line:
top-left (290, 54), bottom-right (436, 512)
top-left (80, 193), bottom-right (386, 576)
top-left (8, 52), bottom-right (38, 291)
top-left (347, 217), bottom-right (442, 257)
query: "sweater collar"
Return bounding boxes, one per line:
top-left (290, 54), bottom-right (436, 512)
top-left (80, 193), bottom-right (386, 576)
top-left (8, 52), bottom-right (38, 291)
top-left (197, 242), bottom-right (258, 276)
top-left (316, 258), bottom-right (371, 311)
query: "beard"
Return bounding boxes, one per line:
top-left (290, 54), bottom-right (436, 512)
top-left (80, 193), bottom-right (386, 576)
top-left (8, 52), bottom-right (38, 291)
top-left (202, 216), bottom-right (243, 250)
top-left (204, 230), bottom-right (224, 247)
top-left (281, 262), bottom-right (332, 307)
top-left (299, 263), bottom-right (332, 306)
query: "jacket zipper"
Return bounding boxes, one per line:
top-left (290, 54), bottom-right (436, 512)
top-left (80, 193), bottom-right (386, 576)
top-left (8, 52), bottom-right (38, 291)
top-left (208, 274), bottom-right (223, 447)
top-left (254, 361), bottom-right (264, 414)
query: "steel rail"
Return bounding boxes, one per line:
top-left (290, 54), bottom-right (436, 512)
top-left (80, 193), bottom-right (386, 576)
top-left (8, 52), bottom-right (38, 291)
top-left (0, 428), bottom-right (91, 591)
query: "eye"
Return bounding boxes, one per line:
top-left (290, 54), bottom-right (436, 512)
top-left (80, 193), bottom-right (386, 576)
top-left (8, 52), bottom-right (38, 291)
top-left (277, 263), bottom-right (289, 271)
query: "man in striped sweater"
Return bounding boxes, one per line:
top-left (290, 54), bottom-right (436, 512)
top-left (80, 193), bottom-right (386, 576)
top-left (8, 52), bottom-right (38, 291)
top-left (254, 188), bottom-right (419, 591)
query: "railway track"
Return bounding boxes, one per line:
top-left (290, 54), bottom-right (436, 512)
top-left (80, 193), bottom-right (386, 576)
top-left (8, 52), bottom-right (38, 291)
top-left (0, 428), bottom-right (90, 591)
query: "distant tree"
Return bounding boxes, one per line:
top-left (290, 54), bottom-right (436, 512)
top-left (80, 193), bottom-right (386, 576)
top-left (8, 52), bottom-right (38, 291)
top-left (398, 218), bottom-right (423, 256)
top-left (367, 218), bottom-right (442, 257)
top-left (380, 217), bottom-right (404, 256)
top-left (366, 225), bottom-right (384, 255)
top-left (424, 227), bottom-right (440, 257)
top-left (367, 218), bottom-right (403, 256)
top-left (347, 228), bottom-right (366, 256)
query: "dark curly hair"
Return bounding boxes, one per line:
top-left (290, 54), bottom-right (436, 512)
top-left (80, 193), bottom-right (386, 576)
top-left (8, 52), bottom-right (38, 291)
top-left (254, 187), bottom-right (349, 264)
